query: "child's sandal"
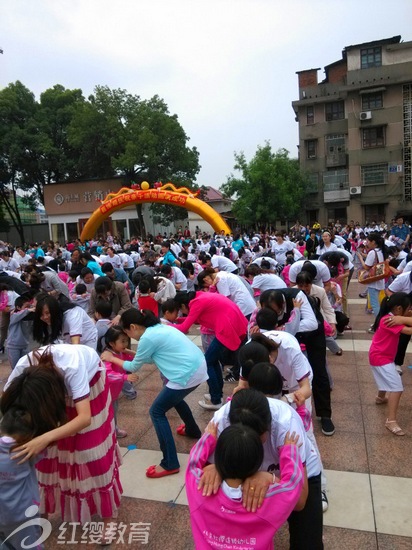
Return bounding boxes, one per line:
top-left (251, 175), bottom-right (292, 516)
top-left (385, 419), bottom-right (405, 436)
top-left (375, 396), bottom-right (388, 405)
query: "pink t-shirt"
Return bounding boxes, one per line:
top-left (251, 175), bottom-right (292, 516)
top-left (369, 314), bottom-right (404, 366)
top-left (175, 292), bottom-right (247, 350)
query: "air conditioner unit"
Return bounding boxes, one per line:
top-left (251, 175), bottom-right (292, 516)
top-left (360, 111), bottom-right (372, 120)
top-left (350, 186), bottom-right (362, 196)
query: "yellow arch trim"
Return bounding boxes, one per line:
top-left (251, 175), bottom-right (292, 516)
top-left (80, 184), bottom-right (231, 240)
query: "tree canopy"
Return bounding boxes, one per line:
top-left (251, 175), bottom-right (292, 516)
top-left (0, 82), bottom-right (200, 242)
top-left (220, 143), bottom-right (309, 229)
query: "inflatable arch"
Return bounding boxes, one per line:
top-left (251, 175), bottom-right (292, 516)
top-left (80, 182), bottom-right (232, 241)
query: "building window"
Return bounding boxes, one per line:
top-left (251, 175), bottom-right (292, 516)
top-left (306, 106), bottom-right (314, 124)
top-left (362, 92), bottom-right (383, 110)
top-left (362, 126), bottom-right (385, 148)
top-left (327, 208), bottom-right (347, 224)
top-left (361, 164), bottom-right (388, 186)
top-left (361, 47), bottom-right (382, 69)
top-left (307, 173), bottom-right (319, 193)
top-left (323, 169), bottom-right (349, 191)
top-left (325, 101), bottom-right (344, 121)
top-left (364, 204), bottom-right (386, 222)
top-left (306, 140), bottom-right (317, 159)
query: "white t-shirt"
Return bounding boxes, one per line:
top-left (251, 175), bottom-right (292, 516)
top-left (251, 256), bottom-right (278, 270)
top-left (105, 255), bottom-right (122, 269)
top-left (211, 255), bottom-right (238, 273)
top-left (315, 242), bottom-right (338, 256)
top-left (271, 241), bottom-right (295, 264)
top-left (251, 274), bottom-right (287, 293)
top-left (171, 266), bottom-right (187, 291)
top-left (288, 260), bottom-right (331, 287)
top-left (76, 273), bottom-right (99, 293)
top-left (262, 330), bottom-right (313, 393)
top-left (118, 253), bottom-right (134, 269)
top-left (388, 271), bottom-right (412, 294)
top-left (215, 272), bottom-right (256, 317)
top-left (62, 307), bottom-right (98, 348)
top-left (6, 344), bottom-right (102, 401)
top-left (0, 258), bottom-right (20, 272)
top-left (400, 260), bottom-right (412, 273)
top-left (212, 398), bottom-right (321, 479)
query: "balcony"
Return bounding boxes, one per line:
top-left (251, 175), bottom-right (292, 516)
top-left (323, 170), bottom-right (349, 203)
top-left (325, 152), bottom-right (347, 168)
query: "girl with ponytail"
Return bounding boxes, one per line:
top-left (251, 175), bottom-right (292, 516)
top-left (369, 292), bottom-right (412, 436)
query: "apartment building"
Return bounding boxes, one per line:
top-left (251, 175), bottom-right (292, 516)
top-left (292, 35), bottom-right (412, 226)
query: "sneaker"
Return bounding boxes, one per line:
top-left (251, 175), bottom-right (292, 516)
top-left (367, 325), bottom-right (375, 334)
top-left (116, 428), bottom-right (128, 439)
top-left (395, 365), bottom-right (403, 376)
top-left (321, 490), bottom-right (329, 512)
top-left (321, 417), bottom-right (335, 436)
top-left (198, 399), bottom-right (223, 411)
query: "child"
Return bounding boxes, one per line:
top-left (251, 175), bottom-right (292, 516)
top-left (103, 327), bottom-right (138, 438)
top-left (94, 301), bottom-right (113, 353)
top-left (0, 407), bottom-right (44, 549)
top-left (137, 279), bottom-right (158, 317)
top-left (186, 420), bottom-right (303, 550)
top-left (160, 299), bottom-right (179, 325)
top-left (369, 292), bottom-right (412, 436)
top-left (6, 295), bottom-right (34, 369)
top-left (70, 283), bottom-right (91, 312)
top-left (67, 270), bottom-right (78, 294)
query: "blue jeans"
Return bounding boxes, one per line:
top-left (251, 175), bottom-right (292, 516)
top-left (205, 337), bottom-right (228, 404)
top-left (149, 385), bottom-right (201, 470)
top-left (368, 287), bottom-right (381, 317)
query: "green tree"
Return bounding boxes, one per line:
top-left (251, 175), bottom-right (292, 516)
top-left (68, 87), bottom-right (200, 235)
top-left (220, 143), bottom-right (309, 230)
top-left (0, 81), bottom-right (38, 243)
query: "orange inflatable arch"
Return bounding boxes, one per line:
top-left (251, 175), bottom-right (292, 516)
top-left (80, 182), bottom-right (232, 241)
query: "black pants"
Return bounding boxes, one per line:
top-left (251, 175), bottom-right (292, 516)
top-left (299, 325), bottom-right (332, 418)
top-left (395, 333), bottom-right (411, 367)
top-left (288, 472), bottom-right (323, 550)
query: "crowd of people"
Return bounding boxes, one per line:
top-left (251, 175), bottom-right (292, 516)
top-left (0, 214), bottom-right (411, 549)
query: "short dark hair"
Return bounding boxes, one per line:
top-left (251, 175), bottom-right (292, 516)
top-left (95, 276), bottom-right (113, 294)
top-left (215, 424), bottom-right (264, 482)
top-left (95, 301), bottom-right (112, 319)
top-left (229, 388), bottom-right (271, 436)
top-left (256, 308), bottom-right (278, 331)
top-left (301, 261), bottom-right (317, 279)
top-left (75, 283), bottom-right (87, 295)
top-left (101, 262), bottom-right (115, 274)
top-left (0, 407), bottom-right (35, 444)
top-left (248, 363), bottom-right (283, 396)
top-left (238, 341), bottom-right (271, 380)
top-left (138, 279), bottom-right (151, 293)
top-left (161, 299), bottom-right (179, 315)
top-left (296, 271), bottom-right (313, 286)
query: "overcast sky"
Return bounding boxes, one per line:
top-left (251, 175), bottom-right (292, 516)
top-left (1, 0), bottom-right (411, 190)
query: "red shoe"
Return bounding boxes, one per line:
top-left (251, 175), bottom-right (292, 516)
top-left (176, 424), bottom-right (186, 436)
top-left (145, 465), bottom-right (180, 478)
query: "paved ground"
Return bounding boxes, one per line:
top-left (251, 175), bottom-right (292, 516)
top-left (1, 280), bottom-right (412, 549)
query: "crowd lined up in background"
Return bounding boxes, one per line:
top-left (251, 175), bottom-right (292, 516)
top-left (0, 214), bottom-right (412, 548)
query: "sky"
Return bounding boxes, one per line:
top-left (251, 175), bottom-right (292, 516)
top-left (1, 0), bottom-right (412, 190)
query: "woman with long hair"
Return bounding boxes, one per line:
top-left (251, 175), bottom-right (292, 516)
top-left (315, 231), bottom-right (338, 256)
top-left (33, 293), bottom-right (97, 349)
top-left (101, 308), bottom-right (207, 478)
top-left (1, 344), bottom-right (122, 527)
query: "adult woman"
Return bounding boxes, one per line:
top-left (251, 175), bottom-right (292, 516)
top-left (76, 267), bottom-right (99, 293)
top-left (197, 268), bottom-right (255, 318)
top-left (271, 232), bottom-right (296, 265)
top-left (101, 308), bottom-right (207, 477)
top-left (104, 246), bottom-right (123, 269)
top-left (202, 389), bottom-right (323, 550)
top-left (70, 249), bottom-right (84, 276)
top-left (2, 344), bottom-right (122, 523)
top-left (174, 291), bottom-right (247, 408)
top-left (356, 232), bottom-right (386, 320)
top-left (244, 264), bottom-right (286, 294)
top-left (79, 252), bottom-right (105, 277)
top-left (315, 231), bottom-right (338, 256)
top-left (33, 293), bottom-right (98, 349)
